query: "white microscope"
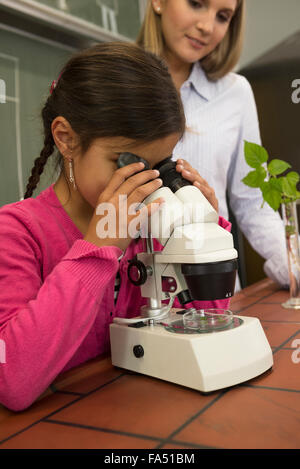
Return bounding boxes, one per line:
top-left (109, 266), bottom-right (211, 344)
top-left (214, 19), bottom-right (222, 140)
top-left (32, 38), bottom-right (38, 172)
top-left (110, 155), bottom-right (273, 392)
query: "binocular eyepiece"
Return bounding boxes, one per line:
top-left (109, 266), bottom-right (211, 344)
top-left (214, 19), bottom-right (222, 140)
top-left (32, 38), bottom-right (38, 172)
top-left (117, 153), bottom-right (190, 193)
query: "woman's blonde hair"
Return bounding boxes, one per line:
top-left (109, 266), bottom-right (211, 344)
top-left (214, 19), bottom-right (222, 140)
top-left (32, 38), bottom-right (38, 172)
top-left (137, 0), bottom-right (245, 81)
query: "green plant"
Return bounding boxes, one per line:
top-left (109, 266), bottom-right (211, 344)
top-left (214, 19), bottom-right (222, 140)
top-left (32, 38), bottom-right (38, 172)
top-left (242, 140), bottom-right (300, 212)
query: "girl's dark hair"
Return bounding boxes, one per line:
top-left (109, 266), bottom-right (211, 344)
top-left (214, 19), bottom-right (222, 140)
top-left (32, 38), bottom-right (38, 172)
top-left (24, 42), bottom-right (185, 199)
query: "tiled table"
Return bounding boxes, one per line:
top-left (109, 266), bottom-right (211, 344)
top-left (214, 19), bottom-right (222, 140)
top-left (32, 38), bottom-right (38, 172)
top-left (1, 278), bottom-right (300, 449)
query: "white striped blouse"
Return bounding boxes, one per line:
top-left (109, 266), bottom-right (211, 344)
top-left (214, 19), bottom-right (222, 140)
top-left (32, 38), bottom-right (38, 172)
top-left (173, 62), bottom-right (289, 288)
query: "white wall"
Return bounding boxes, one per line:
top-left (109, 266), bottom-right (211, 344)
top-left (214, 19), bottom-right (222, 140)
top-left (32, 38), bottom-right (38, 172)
top-left (239, 0), bottom-right (300, 69)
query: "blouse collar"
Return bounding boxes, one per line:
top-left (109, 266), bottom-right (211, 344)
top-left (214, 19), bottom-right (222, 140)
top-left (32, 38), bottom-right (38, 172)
top-left (185, 61), bottom-right (217, 101)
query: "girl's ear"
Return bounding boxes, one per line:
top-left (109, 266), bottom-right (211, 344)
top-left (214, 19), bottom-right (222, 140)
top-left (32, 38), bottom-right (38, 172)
top-left (51, 117), bottom-right (79, 157)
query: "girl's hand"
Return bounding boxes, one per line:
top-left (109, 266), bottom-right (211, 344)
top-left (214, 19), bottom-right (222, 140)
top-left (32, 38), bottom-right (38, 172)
top-left (84, 162), bottom-right (164, 251)
top-left (176, 158), bottom-right (219, 213)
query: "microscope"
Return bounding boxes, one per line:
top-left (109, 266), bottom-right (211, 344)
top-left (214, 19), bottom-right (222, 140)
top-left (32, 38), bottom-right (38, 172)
top-left (109, 154), bottom-right (273, 392)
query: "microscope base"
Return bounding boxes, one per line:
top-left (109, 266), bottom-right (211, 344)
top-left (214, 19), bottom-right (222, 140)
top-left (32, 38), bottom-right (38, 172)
top-left (109, 313), bottom-right (273, 392)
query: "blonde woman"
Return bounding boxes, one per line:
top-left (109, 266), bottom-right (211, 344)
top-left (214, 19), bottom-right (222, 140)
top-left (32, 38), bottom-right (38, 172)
top-left (137, 0), bottom-right (288, 289)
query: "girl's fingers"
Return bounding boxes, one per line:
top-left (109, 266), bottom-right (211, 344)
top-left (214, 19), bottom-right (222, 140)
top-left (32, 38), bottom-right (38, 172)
top-left (176, 159), bottom-right (198, 175)
top-left (194, 181), bottom-right (219, 212)
top-left (177, 168), bottom-right (209, 190)
top-left (101, 164), bottom-right (160, 202)
top-left (176, 161), bottom-right (208, 186)
top-left (118, 169), bottom-right (161, 199)
top-left (126, 177), bottom-right (163, 207)
top-left (101, 162), bottom-right (145, 200)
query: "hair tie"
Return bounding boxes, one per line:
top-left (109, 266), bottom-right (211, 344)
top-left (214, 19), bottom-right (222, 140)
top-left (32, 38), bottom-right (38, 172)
top-left (49, 72), bottom-right (62, 95)
top-left (50, 80), bottom-right (57, 95)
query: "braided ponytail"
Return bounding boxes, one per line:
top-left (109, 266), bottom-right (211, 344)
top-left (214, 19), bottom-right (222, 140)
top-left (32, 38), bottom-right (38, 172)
top-left (24, 130), bottom-right (55, 199)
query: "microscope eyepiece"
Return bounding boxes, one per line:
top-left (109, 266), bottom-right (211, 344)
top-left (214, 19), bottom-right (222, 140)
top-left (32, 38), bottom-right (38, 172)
top-left (153, 158), bottom-right (190, 192)
top-left (117, 153), bottom-right (150, 171)
top-left (117, 153), bottom-right (191, 193)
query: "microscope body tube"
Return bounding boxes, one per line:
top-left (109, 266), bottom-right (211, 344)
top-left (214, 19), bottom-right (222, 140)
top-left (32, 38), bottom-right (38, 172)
top-left (144, 185), bottom-right (219, 245)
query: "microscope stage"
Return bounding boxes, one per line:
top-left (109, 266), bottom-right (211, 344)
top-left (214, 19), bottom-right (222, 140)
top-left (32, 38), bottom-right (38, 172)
top-left (110, 312), bottom-right (273, 392)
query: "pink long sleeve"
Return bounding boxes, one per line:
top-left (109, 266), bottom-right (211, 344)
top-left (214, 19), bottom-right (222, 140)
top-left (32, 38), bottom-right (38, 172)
top-left (0, 189), bottom-right (124, 411)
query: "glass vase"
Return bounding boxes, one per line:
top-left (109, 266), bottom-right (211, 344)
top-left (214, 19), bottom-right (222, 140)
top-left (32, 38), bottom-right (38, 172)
top-left (281, 200), bottom-right (300, 309)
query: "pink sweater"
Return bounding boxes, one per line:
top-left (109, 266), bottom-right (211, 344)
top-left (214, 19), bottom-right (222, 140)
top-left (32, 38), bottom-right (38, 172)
top-left (0, 185), bottom-right (232, 411)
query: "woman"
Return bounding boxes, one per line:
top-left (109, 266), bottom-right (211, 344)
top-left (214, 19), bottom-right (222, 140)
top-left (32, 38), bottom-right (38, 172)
top-left (137, 0), bottom-right (289, 289)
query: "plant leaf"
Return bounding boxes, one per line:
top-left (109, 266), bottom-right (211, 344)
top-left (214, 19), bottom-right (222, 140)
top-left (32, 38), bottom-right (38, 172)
top-left (269, 177), bottom-right (283, 192)
top-left (282, 175), bottom-right (298, 198)
top-left (244, 141), bottom-right (269, 168)
top-left (242, 167), bottom-right (266, 188)
top-left (286, 171), bottom-right (300, 185)
top-left (261, 182), bottom-right (282, 211)
top-left (268, 159), bottom-right (291, 176)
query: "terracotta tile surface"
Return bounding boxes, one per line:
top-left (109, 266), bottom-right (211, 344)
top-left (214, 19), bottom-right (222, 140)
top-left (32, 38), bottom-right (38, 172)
top-left (249, 349), bottom-right (300, 390)
top-left (53, 355), bottom-right (124, 394)
top-left (230, 295), bottom-right (259, 312)
top-left (0, 393), bottom-right (78, 443)
top-left (286, 332), bottom-right (300, 349)
top-left (1, 279), bottom-right (300, 449)
top-left (51, 374), bottom-right (220, 439)
top-left (259, 289), bottom-right (291, 303)
top-left (174, 386), bottom-right (300, 449)
top-left (238, 278), bottom-right (280, 297)
top-left (260, 322), bottom-right (300, 348)
top-left (241, 302), bottom-right (300, 322)
top-left (0, 421), bottom-right (159, 449)
top-left (160, 442), bottom-right (206, 449)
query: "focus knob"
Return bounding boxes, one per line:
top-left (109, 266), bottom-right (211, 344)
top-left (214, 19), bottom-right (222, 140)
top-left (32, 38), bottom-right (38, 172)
top-left (127, 259), bottom-right (148, 286)
top-left (133, 345), bottom-right (144, 358)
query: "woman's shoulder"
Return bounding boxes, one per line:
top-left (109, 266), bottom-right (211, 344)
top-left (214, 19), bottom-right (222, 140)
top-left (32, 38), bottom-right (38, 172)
top-left (191, 63), bottom-right (254, 102)
top-left (216, 70), bottom-right (254, 98)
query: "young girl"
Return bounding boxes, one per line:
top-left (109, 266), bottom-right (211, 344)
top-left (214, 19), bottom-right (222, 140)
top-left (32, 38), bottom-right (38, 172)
top-left (137, 0), bottom-right (289, 289)
top-left (0, 42), bottom-right (230, 412)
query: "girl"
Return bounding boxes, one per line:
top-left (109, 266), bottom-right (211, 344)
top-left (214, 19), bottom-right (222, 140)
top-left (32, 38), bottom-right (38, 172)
top-left (0, 42), bottom-right (229, 412)
top-left (137, 0), bottom-right (289, 288)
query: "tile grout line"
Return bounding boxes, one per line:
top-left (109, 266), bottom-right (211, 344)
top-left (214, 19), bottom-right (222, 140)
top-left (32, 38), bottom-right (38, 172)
top-left (159, 439), bottom-right (217, 449)
top-left (50, 383), bottom-right (85, 397)
top-left (44, 418), bottom-right (163, 444)
top-left (272, 327), bottom-right (300, 354)
top-left (155, 391), bottom-right (228, 449)
top-left (51, 390), bottom-right (86, 397)
top-left (232, 290), bottom-right (284, 315)
top-left (0, 372), bottom-right (127, 446)
top-left (241, 383), bottom-right (300, 393)
top-left (260, 319), bottom-right (300, 324)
